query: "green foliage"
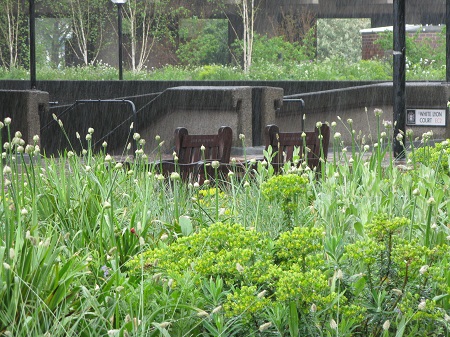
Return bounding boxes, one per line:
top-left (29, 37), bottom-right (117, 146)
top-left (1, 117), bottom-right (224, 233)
top-left (375, 28), bottom-right (445, 65)
top-left (375, 27), bottom-right (446, 81)
top-left (261, 173), bottom-right (308, 214)
top-left (4, 111), bottom-right (450, 335)
top-left (177, 19), bottom-right (229, 66)
top-left (251, 34), bottom-right (311, 64)
top-left (410, 138), bottom-right (450, 174)
top-left (274, 226), bottom-right (324, 271)
top-left (317, 18), bottom-right (371, 63)
top-left (0, 56), bottom-right (446, 81)
top-left (343, 213), bottom-right (449, 336)
top-left (127, 222), bottom-right (272, 285)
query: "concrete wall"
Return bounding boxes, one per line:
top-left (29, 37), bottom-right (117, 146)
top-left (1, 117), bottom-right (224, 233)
top-left (0, 81), bottom-right (449, 157)
top-left (0, 90), bottom-right (48, 146)
top-left (0, 80), bottom-right (375, 102)
top-left (278, 82), bottom-right (450, 146)
top-left (138, 86), bottom-right (254, 152)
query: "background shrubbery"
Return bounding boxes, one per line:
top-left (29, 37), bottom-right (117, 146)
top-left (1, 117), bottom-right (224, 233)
top-left (0, 19), bottom-right (446, 81)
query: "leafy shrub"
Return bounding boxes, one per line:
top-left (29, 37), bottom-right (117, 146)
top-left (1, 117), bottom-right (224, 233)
top-left (375, 28), bottom-right (445, 65)
top-left (177, 19), bottom-right (229, 66)
top-left (127, 222), bottom-right (273, 285)
top-left (251, 35), bottom-right (311, 64)
top-left (410, 139), bottom-right (450, 174)
top-left (317, 18), bottom-right (371, 63)
top-left (261, 173), bottom-right (309, 216)
top-left (343, 213), bottom-right (449, 335)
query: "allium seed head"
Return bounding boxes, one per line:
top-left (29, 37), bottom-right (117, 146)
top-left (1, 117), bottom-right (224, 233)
top-left (258, 322), bottom-right (272, 332)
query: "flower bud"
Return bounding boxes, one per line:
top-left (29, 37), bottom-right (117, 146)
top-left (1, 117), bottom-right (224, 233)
top-left (170, 172), bottom-right (180, 181)
top-left (259, 322), bottom-right (272, 332)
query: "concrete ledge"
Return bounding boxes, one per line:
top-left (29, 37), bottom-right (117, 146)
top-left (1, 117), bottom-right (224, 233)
top-left (0, 90), bottom-right (48, 145)
top-left (279, 82), bottom-right (450, 144)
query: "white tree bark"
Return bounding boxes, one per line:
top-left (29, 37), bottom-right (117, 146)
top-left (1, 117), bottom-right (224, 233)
top-left (67, 0), bottom-right (103, 65)
top-left (0, 0), bottom-right (21, 68)
top-left (123, 0), bottom-right (165, 72)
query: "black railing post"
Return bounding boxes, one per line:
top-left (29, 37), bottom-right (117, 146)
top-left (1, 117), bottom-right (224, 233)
top-left (29, 0), bottom-right (36, 89)
top-left (393, 0), bottom-right (406, 158)
top-left (447, 0), bottom-right (450, 82)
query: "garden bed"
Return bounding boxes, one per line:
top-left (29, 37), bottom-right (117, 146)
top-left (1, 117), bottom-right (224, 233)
top-left (1, 113), bottom-right (450, 336)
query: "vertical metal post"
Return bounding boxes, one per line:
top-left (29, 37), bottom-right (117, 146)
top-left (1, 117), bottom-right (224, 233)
top-left (447, 0), bottom-right (450, 82)
top-left (393, 0), bottom-right (406, 158)
top-left (118, 3), bottom-right (124, 80)
top-left (29, 0), bottom-right (36, 89)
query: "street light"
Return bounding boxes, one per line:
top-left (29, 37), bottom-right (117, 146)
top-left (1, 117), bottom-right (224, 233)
top-left (111, 0), bottom-right (127, 80)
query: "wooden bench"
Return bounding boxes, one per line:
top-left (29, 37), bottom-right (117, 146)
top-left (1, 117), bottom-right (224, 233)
top-left (264, 123), bottom-right (330, 173)
top-left (156, 126), bottom-right (232, 183)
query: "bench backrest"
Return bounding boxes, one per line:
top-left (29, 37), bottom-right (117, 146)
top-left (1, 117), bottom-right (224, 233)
top-left (264, 123), bottom-right (330, 170)
top-left (175, 126), bottom-right (232, 164)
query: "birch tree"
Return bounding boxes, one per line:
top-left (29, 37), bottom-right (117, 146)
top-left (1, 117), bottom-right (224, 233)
top-left (0, 0), bottom-right (25, 69)
top-left (66, 0), bottom-right (106, 65)
top-left (210, 0), bottom-right (260, 73)
top-left (239, 0), bottom-right (255, 72)
top-left (122, 0), bottom-right (169, 72)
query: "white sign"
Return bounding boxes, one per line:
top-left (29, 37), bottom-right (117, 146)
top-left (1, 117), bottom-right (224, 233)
top-left (406, 108), bottom-right (446, 126)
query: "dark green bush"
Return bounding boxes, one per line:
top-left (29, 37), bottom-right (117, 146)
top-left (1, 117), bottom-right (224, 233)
top-left (177, 19), bottom-right (229, 66)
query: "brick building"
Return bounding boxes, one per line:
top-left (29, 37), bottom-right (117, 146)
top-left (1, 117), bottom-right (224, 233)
top-left (361, 24), bottom-right (444, 60)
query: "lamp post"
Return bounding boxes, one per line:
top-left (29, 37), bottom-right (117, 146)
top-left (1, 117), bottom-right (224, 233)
top-left (111, 0), bottom-right (126, 80)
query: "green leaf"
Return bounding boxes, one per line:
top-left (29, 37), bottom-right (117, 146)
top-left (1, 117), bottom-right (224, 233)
top-left (288, 301), bottom-right (299, 337)
top-left (353, 221), bottom-right (364, 236)
top-left (179, 216), bottom-right (193, 236)
top-left (353, 276), bottom-right (367, 296)
top-left (433, 293), bottom-right (449, 302)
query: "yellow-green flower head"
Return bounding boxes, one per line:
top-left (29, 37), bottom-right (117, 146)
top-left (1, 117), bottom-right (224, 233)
top-left (170, 172), bottom-right (180, 180)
